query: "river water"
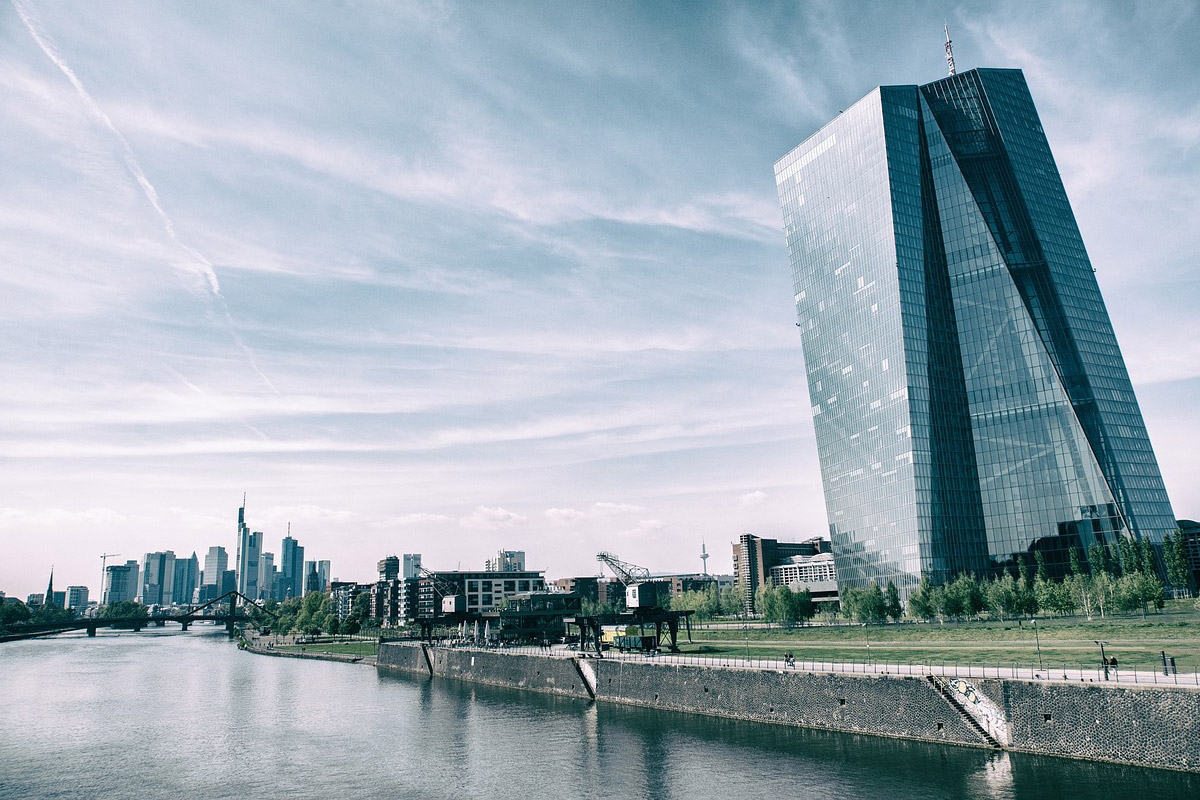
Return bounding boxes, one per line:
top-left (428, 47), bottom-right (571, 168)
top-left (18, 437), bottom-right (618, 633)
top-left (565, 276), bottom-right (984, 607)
top-left (2, 628), bottom-right (1197, 799)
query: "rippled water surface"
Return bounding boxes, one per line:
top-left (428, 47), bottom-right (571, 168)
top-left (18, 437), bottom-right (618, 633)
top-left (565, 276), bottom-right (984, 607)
top-left (2, 629), bottom-right (1197, 799)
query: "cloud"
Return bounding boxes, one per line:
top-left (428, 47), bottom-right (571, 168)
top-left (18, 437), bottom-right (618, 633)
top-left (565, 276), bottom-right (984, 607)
top-left (0, 506), bottom-right (127, 528)
top-left (737, 490), bottom-right (768, 506)
top-left (617, 519), bottom-right (666, 538)
top-left (459, 506), bottom-right (527, 530)
top-left (545, 501), bottom-right (646, 526)
top-left (392, 512), bottom-right (456, 527)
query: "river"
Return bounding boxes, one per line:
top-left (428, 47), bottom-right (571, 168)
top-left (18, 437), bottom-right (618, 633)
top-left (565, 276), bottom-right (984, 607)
top-left (2, 628), bottom-right (1197, 799)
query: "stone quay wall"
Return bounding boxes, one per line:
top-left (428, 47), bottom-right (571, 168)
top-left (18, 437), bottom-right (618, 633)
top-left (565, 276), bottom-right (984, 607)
top-left (593, 659), bottom-right (987, 747)
top-left (377, 643), bottom-right (1200, 771)
top-left (975, 678), bottom-right (1200, 772)
top-left (378, 642), bottom-right (593, 699)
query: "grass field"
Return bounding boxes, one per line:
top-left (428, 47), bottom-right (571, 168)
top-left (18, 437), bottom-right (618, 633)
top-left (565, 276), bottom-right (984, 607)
top-left (678, 601), bottom-right (1200, 672)
top-left (252, 601), bottom-right (1200, 675)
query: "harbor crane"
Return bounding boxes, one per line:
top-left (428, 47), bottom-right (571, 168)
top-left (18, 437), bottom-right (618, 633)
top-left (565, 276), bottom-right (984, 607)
top-left (596, 551), bottom-right (651, 586)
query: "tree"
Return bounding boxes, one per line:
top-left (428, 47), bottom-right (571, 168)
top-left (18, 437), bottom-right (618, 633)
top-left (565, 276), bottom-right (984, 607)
top-left (1164, 531), bottom-right (1192, 596)
top-left (1115, 571), bottom-right (1164, 618)
top-left (844, 583), bottom-right (886, 624)
top-left (1067, 573), bottom-right (1095, 620)
top-left (0, 600), bottom-right (32, 628)
top-left (942, 574), bottom-right (984, 620)
top-left (1068, 546), bottom-right (1085, 577)
top-left (1035, 576), bottom-right (1075, 616)
top-left (1034, 551), bottom-right (1049, 583)
top-left (986, 574), bottom-right (1022, 620)
top-left (884, 581), bottom-right (903, 622)
top-left (791, 588), bottom-right (816, 625)
top-left (906, 577), bottom-right (940, 621)
top-left (99, 600), bottom-right (148, 619)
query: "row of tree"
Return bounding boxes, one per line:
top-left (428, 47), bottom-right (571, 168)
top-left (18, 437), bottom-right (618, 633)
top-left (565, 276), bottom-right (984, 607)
top-left (252, 592), bottom-right (373, 636)
top-left (906, 540), bottom-right (1167, 622)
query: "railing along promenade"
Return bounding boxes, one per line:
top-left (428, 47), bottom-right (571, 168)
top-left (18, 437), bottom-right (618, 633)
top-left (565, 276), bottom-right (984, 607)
top-left (413, 638), bottom-right (1200, 688)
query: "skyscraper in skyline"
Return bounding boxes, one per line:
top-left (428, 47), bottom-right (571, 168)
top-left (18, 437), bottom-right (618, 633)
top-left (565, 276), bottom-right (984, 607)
top-left (103, 560), bottom-right (140, 605)
top-left (173, 552), bottom-right (199, 605)
top-left (141, 551), bottom-right (176, 606)
top-left (235, 500), bottom-right (261, 600)
top-left (774, 67), bottom-right (1175, 595)
top-left (202, 546), bottom-right (228, 591)
top-left (281, 534), bottom-right (304, 600)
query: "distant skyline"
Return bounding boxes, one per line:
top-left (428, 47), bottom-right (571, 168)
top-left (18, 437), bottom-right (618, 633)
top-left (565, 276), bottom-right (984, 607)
top-left (3, 1), bottom-right (1198, 599)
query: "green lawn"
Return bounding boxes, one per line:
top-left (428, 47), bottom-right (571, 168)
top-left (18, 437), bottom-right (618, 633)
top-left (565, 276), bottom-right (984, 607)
top-left (678, 602), bottom-right (1200, 673)
top-left (267, 640), bottom-right (378, 657)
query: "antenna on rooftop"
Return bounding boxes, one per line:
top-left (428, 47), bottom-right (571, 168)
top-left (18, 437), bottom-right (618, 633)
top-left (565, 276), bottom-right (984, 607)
top-left (944, 22), bottom-right (957, 76)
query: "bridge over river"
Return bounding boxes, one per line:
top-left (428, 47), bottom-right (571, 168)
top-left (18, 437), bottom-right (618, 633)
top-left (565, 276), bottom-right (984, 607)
top-left (0, 591), bottom-right (264, 641)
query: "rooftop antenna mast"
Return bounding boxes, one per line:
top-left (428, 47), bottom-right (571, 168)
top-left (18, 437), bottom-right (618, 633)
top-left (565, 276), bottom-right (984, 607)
top-left (944, 22), bottom-right (957, 76)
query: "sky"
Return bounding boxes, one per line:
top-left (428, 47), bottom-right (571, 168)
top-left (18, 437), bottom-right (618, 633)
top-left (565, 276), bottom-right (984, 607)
top-left (2, 1), bottom-right (1198, 600)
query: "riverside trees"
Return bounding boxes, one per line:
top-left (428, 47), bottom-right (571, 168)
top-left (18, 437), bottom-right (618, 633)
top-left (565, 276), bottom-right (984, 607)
top-left (902, 538), bottom-right (1166, 623)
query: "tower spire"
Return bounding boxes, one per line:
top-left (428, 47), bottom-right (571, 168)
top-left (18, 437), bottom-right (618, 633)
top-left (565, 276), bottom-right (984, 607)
top-left (944, 23), bottom-right (957, 76)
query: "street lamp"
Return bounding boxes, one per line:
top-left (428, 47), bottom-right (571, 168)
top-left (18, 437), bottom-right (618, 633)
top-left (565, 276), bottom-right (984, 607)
top-left (1094, 640), bottom-right (1110, 680)
top-left (1033, 618), bottom-right (1043, 671)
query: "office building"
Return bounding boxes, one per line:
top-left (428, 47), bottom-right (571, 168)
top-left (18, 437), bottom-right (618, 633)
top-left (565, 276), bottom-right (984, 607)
top-left (66, 585), bottom-right (89, 610)
top-left (768, 552), bottom-right (839, 606)
top-left (259, 551), bottom-right (277, 601)
top-left (199, 545), bottom-right (228, 602)
top-left (235, 501), bottom-right (261, 600)
top-left (774, 67), bottom-right (1175, 595)
top-left (402, 553), bottom-right (422, 580)
top-left (281, 534), bottom-right (304, 600)
top-left (103, 560), bottom-right (140, 605)
top-left (485, 550), bottom-right (525, 572)
top-left (416, 569), bottom-right (546, 618)
top-left (734, 534), bottom-right (831, 612)
top-left (141, 551), bottom-right (176, 607)
top-left (378, 556), bottom-right (400, 582)
top-left (173, 552), bottom-right (199, 606)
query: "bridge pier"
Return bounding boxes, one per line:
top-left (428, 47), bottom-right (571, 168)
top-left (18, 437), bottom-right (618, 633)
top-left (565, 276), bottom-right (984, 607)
top-left (180, 620), bottom-right (190, 632)
top-left (87, 625), bottom-right (97, 637)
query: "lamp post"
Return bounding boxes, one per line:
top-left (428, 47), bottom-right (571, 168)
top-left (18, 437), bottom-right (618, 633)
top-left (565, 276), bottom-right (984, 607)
top-left (1033, 618), bottom-right (1043, 671)
top-left (1094, 640), bottom-right (1110, 680)
top-left (862, 623), bottom-right (871, 666)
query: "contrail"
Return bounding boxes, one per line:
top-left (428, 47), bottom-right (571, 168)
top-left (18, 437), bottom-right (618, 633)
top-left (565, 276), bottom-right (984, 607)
top-left (13, 0), bottom-right (279, 394)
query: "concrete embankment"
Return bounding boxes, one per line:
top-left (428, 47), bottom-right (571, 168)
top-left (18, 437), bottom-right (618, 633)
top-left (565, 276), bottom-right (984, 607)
top-left (377, 642), bottom-right (1200, 773)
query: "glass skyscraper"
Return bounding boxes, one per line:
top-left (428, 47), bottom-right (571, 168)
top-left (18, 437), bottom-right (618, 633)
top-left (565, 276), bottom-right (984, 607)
top-left (775, 68), bottom-right (1175, 595)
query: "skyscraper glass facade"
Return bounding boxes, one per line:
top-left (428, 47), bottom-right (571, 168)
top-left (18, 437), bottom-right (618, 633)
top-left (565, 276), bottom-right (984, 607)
top-left (775, 68), bottom-right (1175, 594)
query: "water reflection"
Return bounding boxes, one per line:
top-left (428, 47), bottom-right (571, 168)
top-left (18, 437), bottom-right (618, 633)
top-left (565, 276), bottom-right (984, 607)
top-left (1, 633), bottom-right (1195, 800)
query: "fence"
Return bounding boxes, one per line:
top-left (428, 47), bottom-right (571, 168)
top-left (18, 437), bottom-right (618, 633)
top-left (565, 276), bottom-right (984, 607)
top-left (410, 638), bottom-right (1200, 688)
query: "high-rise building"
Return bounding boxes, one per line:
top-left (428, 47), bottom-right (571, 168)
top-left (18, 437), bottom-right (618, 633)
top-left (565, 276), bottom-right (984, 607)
top-left (378, 556), bottom-right (400, 582)
top-left (141, 551), bottom-right (176, 606)
top-left (200, 546), bottom-right (228, 600)
top-left (103, 560), bottom-right (140, 605)
top-left (485, 550), bottom-right (525, 572)
top-left (402, 554), bottom-right (421, 580)
top-left (234, 500), bottom-right (261, 600)
top-left (317, 560), bottom-right (331, 593)
top-left (281, 534), bottom-right (304, 599)
top-left (303, 560), bottom-right (319, 595)
top-left (66, 585), bottom-right (89, 610)
top-left (259, 552), bottom-right (277, 601)
top-left (173, 552), bottom-right (199, 606)
top-left (774, 67), bottom-right (1176, 596)
top-left (733, 534), bottom-right (830, 613)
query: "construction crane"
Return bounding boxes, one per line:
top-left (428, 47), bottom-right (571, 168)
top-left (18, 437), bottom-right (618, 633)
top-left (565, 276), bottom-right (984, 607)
top-left (416, 566), bottom-right (465, 616)
top-left (99, 552), bottom-right (120, 604)
top-left (596, 551), bottom-right (651, 586)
